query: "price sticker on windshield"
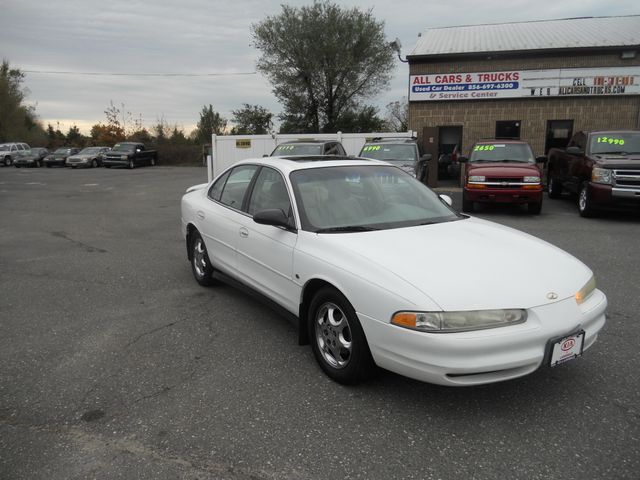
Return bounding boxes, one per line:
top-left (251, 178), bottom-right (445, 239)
top-left (473, 144), bottom-right (505, 151)
top-left (362, 146), bottom-right (381, 152)
top-left (596, 136), bottom-right (625, 145)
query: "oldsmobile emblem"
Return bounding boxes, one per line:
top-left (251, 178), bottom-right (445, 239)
top-left (547, 292), bottom-right (559, 300)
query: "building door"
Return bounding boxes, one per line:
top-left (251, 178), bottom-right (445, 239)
top-left (496, 120), bottom-right (521, 139)
top-left (438, 126), bottom-right (463, 182)
top-left (545, 120), bottom-right (574, 154)
top-left (422, 127), bottom-right (439, 187)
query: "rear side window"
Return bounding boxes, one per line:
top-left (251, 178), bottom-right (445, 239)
top-left (219, 165), bottom-right (259, 210)
top-left (208, 171), bottom-right (231, 201)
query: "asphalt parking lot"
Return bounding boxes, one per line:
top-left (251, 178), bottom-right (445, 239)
top-left (1, 165), bottom-right (639, 480)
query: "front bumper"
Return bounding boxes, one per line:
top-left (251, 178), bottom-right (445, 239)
top-left (359, 291), bottom-right (607, 386)
top-left (66, 159), bottom-right (91, 167)
top-left (103, 159), bottom-right (128, 167)
top-left (589, 182), bottom-right (640, 210)
top-left (14, 159), bottom-right (38, 166)
top-left (465, 186), bottom-right (543, 204)
top-left (44, 158), bottom-right (67, 166)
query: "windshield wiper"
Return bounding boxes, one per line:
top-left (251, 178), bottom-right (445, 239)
top-left (315, 225), bottom-right (379, 233)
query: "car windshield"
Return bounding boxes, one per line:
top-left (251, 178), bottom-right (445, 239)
top-left (359, 144), bottom-right (417, 165)
top-left (54, 148), bottom-right (71, 154)
top-left (79, 147), bottom-right (102, 154)
top-left (469, 143), bottom-right (535, 163)
top-left (589, 132), bottom-right (640, 155)
top-left (290, 165), bottom-right (461, 232)
top-left (272, 144), bottom-right (323, 156)
top-left (112, 144), bottom-right (136, 152)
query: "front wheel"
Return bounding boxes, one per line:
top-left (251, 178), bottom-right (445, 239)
top-left (128, 160), bottom-right (134, 169)
top-left (4, 156), bottom-right (11, 166)
top-left (528, 201), bottom-right (542, 215)
top-left (150, 157), bottom-right (156, 166)
top-left (91, 159), bottom-right (98, 168)
top-left (308, 287), bottom-right (376, 384)
top-left (190, 232), bottom-right (215, 286)
top-left (462, 193), bottom-right (474, 213)
top-left (548, 174), bottom-right (563, 199)
top-left (578, 182), bottom-right (596, 217)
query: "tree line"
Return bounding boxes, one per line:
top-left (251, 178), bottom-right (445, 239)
top-left (1, 1), bottom-right (409, 152)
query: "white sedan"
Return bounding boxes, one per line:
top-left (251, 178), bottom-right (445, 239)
top-left (181, 157), bottom-right (607, 386)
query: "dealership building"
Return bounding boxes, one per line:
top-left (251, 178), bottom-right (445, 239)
top-left (407, 15), bottom-right (640, 185)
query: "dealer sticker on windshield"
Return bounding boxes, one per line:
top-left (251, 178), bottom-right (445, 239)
top-left (550, 331), bottom-right (585, 367)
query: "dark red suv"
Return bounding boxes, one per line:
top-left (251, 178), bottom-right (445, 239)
top-left (461, 140), bottom-right (545, 214)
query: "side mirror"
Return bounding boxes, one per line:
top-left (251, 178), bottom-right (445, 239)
top-left (253, 209), bottom-right (292, 229)
top-left (439, 194), bottom-right (453, 207)
top-left (458, 156), bottom-right (469, 163)
top-left (566, 146), bottom-right (583, 156)
top-left (421, 153), bottom-right (432, 161)
top-left (536, 156), bottom-right (548, 165)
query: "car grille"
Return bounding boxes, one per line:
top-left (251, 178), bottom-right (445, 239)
top-left (485, 177), bottom-right (524, 188)
top-left (613, 170), bottom-right (640, 190)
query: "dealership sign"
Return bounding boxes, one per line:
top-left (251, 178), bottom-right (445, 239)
top-left (409, 66), bottom-right (640, 101)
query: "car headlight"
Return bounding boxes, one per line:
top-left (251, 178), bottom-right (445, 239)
top-left (391, 309), bottom-right (527, 333)
top-left (523, 176), bottom-right (541, 183)
top-left (575, 275), bottom-right (596, 304)
top-left (591, 167), bottom-right (613, 185)
top-left (468, 175), bottom-right (485, 182)
top-left (121, 155), bottom-right (128, 160)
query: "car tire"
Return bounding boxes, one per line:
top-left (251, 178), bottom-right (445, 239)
top-left (462, 194), bottom-right (474, 213)
top-left (128, 160), bottom-right (134, 169)
top-left (14, 164), bottom-right (20, 168)
top-left (528, 201), bottom-right (542, 215)
top-left (92, 159), bottom-right (98, 168)
top-left (35, 160), bottom-right (41, 168)
top-left (4, 156), bottom-right (11, 166)
top-left (308, 286), bottom-right (376, 384)
top-left (45, 164), bottom-right (51, 168)
top-left (548, 173), bottom-right (562, 199)
top-left (150, 157), bottom-right (156, 166)
top-left (190, 231), bottom-right (215, 286)
top-left (578, 182), bottom-right (596, 218)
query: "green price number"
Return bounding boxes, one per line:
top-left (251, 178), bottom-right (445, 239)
top-left (597, 137), bottom-right (625, 145)
top-left (474, 145), bottom-right (496, 151)
top-left (363, 145), bottom-right (381, 152)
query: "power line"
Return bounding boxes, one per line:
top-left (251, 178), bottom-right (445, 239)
top-left (21, 70), bottom-right (257, 77)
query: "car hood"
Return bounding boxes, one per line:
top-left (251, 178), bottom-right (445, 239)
top-left (314, 217), bottom-right (591, 311)
top-left (591, 154), bottom-right (640, 168)
top-left (69, 154), bottom-right (93, 160)
top-left (467, 162), bottom-right (539, 177)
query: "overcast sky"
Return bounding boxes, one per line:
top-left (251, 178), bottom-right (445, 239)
top-left (1, 0), bottom-right (638, 134)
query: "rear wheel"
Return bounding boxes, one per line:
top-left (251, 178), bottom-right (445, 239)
top-left (190, 232), bottom-right (215, 286)
top-left (308, 287), bottom-right (376, 384)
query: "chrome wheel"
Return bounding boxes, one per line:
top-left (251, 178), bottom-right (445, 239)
top-left (578, 188), bottom-right (587, 211)
top-left (315, 302), bottom-right (352, 369)
top-left (192, 237), bottom-right (208, 278)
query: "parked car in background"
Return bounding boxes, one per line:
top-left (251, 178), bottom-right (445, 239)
top-left (358, 138), bottom-right (430, 179)
top-left (546, 130), bottom-right (640, 217)
top-left (102, 142), bottom-right (157, 169)
top-left (66, 146), bottom-right (111, 168)
top-left (461, 140), bottom-right (545, 214)
top-left (44, 147), bottom-right (80, 167)
top-left (181, 156), bottom-right (606, 386)
top-left (13, 147), bottom-right (49, 168)
top-left (270, 140), bottom-right (346, 157)
top-left (0, 142), bottom-right (30, 166)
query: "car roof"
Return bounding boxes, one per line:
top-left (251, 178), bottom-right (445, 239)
top-left (230, 155), bottom-right (385, 175)
top-left (475, 139), bottom-right (530, 145)
top-left (363, 138), bottom-right (418, 145)
top-left (277, 140), bottom-right (337, 145)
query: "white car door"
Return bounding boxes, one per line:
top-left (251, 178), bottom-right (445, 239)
top-left (235, 166), bottom-right (299, 313)
top-left (197, 165), bottom-right (259, 276)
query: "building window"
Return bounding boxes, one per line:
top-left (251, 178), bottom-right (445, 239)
top-left (496, 121), bottom-right (521, 139)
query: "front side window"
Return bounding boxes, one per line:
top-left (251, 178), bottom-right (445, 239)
top-left (290, 165), bottom-right (460, 232)
top-left (247, 167), bottom-right (292, 216)
top-left (219, 165), bottom-right (259, 209)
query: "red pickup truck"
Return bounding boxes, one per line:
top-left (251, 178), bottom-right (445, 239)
top-left (461, 140), bottom-right (545, 214)
top-left (546, 130), bottom-right (640, 217)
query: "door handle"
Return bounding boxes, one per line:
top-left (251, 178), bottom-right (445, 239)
top-left (239, 227), bottom-right (249, 238)
top-left (196, 210), bottom-right (205, 220)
